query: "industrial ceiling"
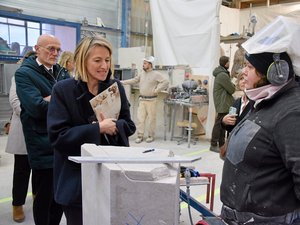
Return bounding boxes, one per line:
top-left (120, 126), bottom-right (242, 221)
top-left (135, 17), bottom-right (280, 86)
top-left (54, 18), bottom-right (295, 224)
top-left (222, 0), bottom-right (300, 9)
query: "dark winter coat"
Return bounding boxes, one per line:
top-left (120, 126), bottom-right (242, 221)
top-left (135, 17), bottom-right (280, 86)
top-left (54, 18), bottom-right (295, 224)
top-left (221, 79), bottom-right (300, 217)
top-left (15, 55), bottom-right (70, 169)
top-left (212, 66), bottom-right (235, 113)
top-left (47, 75), bottom-right (136, 206)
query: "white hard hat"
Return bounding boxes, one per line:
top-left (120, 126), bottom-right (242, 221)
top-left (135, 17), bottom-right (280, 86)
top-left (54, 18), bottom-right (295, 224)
top-left (143, 56), bottom-right (155, 64)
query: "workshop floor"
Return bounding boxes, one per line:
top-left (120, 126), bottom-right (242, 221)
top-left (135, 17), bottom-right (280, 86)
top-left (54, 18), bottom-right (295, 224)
top-left (0, 133), bottom-right (224, 225)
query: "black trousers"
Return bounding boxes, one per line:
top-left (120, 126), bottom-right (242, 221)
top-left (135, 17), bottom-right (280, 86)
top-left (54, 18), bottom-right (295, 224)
top-left (32, 168), bottom-right (63, 225)
top-left (221, 205), bottom-right (300, 225)
top-left (12, 154), bottom-right (32, 206)
top-left (211, 113), bottom-right (226, 147)
top-left (63, 205), bottom-right (83, 225)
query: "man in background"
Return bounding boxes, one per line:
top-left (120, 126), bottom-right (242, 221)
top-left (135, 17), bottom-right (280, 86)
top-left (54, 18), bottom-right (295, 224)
top-left (121, 56), bottom-right (169, 143)
top-left (15, 34), bottom-right (70, 225)
top-left (210, 56), bottom-right (235, 153)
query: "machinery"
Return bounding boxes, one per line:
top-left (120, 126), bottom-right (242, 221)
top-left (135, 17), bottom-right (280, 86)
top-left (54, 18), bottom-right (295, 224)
top-left (168, 79), bottom-right (208, 103)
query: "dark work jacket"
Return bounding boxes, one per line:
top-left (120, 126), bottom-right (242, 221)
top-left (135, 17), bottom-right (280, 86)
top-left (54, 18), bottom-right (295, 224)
top-left (47, 76), bottom-right (136, 206)
top-left (221, 79), bottom-right (300, 217)
top-left (15, 55), bottom-right (70, 169)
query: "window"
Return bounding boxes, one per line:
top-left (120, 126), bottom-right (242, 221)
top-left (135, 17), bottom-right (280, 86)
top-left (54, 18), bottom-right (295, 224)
top-left (0, 12), bottom-right (80, 61)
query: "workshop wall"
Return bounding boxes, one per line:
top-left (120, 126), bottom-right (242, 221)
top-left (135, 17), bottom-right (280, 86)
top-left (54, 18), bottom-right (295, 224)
top-left (1, 0), bottom-right (120, 28)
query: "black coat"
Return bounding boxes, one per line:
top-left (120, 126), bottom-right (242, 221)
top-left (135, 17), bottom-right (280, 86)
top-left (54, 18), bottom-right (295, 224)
top-left (47, 77), bottom-right (136, 206)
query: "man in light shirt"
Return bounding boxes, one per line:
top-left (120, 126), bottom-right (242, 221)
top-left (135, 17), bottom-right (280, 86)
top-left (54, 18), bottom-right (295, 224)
top-left (122, 56), bottom-right (169, 143)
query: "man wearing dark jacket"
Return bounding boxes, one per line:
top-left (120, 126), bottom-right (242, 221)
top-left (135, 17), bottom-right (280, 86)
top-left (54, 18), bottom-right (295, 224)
top-left (15, 34), bottom-right (70, 225)
top-left (210, 56), bottom-right (235, 153)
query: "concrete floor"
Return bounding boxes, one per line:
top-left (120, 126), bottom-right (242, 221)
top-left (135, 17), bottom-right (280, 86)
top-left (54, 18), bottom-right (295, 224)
top-left (0, 133), bottom-right (224, 225)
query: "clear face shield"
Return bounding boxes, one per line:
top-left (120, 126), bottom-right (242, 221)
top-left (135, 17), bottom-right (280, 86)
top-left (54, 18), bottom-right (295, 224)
top-left (242, 16), bottom-right (300, 77)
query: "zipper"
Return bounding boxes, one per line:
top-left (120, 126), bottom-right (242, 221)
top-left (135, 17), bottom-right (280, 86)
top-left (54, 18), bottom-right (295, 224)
top-left (56, 68), bottom-right (65, 82)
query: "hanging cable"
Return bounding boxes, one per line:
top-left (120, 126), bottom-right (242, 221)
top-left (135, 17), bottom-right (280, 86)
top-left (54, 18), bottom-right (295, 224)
top-left (144, 0), bottom-right (150, 55)
top-left (184, 168), bottom-right (194, 225)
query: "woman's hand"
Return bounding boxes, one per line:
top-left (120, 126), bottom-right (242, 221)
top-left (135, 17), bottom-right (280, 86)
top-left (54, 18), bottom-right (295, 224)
top-left (222, 114), bottom-right (237, 126)
top-left (98, 113), bottom-right (118, 135)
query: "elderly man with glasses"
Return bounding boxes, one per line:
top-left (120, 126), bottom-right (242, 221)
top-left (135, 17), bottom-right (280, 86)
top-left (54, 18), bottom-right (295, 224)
top-left (14, 34), bottom-right (70, 225)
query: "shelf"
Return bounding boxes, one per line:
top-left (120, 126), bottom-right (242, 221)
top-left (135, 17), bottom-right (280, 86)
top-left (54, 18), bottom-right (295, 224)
top-left (220, 35), bottom-right (248, 44)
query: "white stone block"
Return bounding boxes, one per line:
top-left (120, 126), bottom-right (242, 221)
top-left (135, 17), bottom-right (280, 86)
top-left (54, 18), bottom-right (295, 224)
top-left (81, 144), bottom-right (179, 225)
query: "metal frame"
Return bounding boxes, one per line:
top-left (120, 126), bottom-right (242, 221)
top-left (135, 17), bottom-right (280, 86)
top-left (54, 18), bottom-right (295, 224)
top-left (180, 173), bottom-right (217, 217)
top-left (180, 189), bottom-right (216, 217)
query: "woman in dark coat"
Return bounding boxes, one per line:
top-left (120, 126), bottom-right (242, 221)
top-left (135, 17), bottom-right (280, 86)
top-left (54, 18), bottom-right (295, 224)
top-left (47, 36), bottom-right (136, 225)
top-left (219, 71), bottom-right (254, 159)
top-left (221, 71), bottom-right (253, 134)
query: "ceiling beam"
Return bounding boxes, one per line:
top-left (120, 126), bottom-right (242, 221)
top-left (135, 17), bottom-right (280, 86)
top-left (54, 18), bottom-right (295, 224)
top-left (230, 0), bottom-right (300, 8)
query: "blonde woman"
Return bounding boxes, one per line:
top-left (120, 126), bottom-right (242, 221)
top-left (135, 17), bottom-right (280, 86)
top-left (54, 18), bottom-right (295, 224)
top-left (47, 36), bottom-right (136, 225)
top-left (58, 51), bottom-right (75, 75)
top-left (222, 70), bottom-right (253, 133)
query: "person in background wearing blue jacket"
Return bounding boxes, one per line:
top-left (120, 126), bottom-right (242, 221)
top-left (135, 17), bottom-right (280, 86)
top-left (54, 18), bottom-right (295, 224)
top-left (47, 36), bottom-right (136, 225)
top-left (15, 34), bottom-right (70, 225)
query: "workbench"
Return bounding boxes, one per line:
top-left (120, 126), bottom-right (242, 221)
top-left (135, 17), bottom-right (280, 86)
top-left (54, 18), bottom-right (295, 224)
top-left (164, 98), bottom-right (208, 148)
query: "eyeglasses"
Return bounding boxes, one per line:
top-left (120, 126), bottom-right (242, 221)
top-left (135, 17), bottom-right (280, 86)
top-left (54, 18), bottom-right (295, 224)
top-left (38, 45), bottom-right (62, 54)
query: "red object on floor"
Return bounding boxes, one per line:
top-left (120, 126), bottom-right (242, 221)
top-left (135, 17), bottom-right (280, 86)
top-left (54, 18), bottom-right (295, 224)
top-left (200, 173), bottom-right (216, 211)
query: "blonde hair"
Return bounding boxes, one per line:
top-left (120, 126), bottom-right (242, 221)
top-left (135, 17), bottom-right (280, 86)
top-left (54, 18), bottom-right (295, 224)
top-left (58, 51), bottom-right (74, 69)
top-left (74, 36), bottom-right (114, 82)
top-left (17, 50), bottom-right (36, 64)
top-left (235, 70), bottom-right (245, 91)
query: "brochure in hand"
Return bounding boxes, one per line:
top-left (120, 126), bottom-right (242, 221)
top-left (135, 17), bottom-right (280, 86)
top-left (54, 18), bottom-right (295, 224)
top-left (89, 82), bottom-right (121, 121)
